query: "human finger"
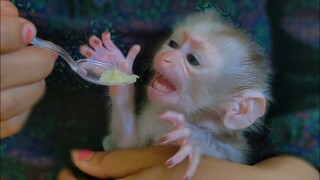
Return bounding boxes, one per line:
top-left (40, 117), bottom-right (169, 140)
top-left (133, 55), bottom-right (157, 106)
top-left (0, 80), bottom-right (46, 121)
top-left (0, 0), bottom-right (19, 16)
top-left (0, 109), bottom-right (30, 138)
top-left (0, 16), bottom-right (36, 53)
top-left (71, 146), bottom-right (178, 179)
top-left (115, 159), bottom-right (189, 180)
top-left (116, 166), bottom-right (165, 180)
top-left (1, 46), bottom-right (57, 90)
top-left (57, 168), bottom-right (77, 180)
top-left (57, 167), bottom-right (104, 180)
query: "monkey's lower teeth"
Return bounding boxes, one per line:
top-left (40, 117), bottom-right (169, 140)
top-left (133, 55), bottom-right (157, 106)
top-left (153, 78), bottom-right (175, 93)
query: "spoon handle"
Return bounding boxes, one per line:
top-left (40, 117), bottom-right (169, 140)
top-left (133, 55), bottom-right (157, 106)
top-left (30, 37), bottom-right (77, 70)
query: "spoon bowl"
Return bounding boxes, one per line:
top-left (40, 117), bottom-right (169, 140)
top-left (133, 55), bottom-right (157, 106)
top-left (30, 37), bottom-right (137, 86)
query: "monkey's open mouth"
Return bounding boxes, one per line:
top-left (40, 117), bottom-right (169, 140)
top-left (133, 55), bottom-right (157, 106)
top-left (151, 73), bottom-right (176, 93)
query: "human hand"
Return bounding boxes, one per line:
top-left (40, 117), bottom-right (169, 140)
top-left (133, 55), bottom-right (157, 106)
top-left (0, 0), bottom-right (58, 138)
top-left (57, 145), bottom-right (258, 180)
top-left (59, 145), bottom-right (188, 180)
top-left (58, 145), bottom-right (320, 180)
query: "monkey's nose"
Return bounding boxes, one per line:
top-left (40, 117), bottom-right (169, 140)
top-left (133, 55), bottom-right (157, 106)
top-left (164, 58), bottom-right (172, 63)
top-left (161, 51), bottom-right (178, 62)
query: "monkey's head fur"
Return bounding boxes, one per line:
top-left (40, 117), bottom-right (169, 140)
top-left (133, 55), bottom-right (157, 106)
top-left (147, 9), bottom-right (271, 130)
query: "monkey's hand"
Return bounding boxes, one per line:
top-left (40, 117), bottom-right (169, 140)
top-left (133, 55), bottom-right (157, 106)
top-left (80, 32), bottom-right (140, 74)
top-left (159, 111), bottom-right (212, 180)
top-left (80, 32), bottom-right (140, 101)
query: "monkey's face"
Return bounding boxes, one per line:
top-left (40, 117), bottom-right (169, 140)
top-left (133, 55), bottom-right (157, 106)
top-left (147, 31), bottom-right (224, 111)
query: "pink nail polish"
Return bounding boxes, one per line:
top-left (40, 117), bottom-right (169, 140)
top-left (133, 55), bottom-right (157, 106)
top-left (22, 24), bottom-right (35, 43)
top-left (74, 150), bottom-right (93, 161)
top-left (1, 7), bottom-right (13, 15)
top-left (53, 52), bottom-right (59, 60)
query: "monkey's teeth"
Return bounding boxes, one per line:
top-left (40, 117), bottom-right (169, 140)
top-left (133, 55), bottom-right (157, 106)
top-left (154, 80), bottom-right (170, 93)
top-left (152, 75), bottom-right (176, 93)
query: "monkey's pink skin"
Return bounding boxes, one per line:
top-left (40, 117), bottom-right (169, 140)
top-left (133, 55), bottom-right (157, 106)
top-left (160, 111), bottom-right (202, 180)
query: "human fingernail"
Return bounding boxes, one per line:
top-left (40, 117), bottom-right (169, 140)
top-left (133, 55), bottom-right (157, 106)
top-left (22, 23), bottom-right (36, 43)
top-left (53, 52), bottom-right (59, 60)
top-left (73, 150), bottom-right (93, 161)
top-left (0, 6), bottom-right (16, 16)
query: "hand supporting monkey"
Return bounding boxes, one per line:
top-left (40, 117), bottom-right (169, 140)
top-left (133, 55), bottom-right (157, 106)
top-left (0, 1), bottom-right (57, 138)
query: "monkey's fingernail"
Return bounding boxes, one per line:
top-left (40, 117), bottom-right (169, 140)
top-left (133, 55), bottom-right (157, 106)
top-left (85, 51), bottom-right (92, 57)
top-left (53, 52), bottom-right (59, 60)
top-left (160, 136), bottom-right (168, 144)
top-left (72, 149), bottom-right (93, 161)
top-left (184, 176), bottom-right (191, 180)
top-left (166, 160), bottom-right (174, 168)
top-left (103, 30), bottom-right (110, 36)
top-left (93, 38), bottom-right (100, 45)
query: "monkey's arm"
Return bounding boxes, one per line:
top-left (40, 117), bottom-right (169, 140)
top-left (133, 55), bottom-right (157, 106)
top-left (80, 32), bottom-right (141, 148)
top-left (107, 85), bottom-right (139, 148)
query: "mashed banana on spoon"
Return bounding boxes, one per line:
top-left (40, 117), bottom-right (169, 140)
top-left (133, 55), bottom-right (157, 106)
top-left (99, 69), bottom-right (139, 85)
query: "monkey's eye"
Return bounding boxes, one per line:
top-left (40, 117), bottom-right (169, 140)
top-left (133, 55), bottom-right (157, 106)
top-left (187, 54), bottom-right (200, 66)
top-left (168, 40), bottom-right (179, 49)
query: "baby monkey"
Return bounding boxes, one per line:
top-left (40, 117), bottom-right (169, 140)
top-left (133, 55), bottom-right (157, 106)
top-left (81, 9), bottom-right (270, 180)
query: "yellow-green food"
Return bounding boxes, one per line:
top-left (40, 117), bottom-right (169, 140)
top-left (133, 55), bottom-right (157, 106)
top-left (99, 69), bottom-right (139, 85)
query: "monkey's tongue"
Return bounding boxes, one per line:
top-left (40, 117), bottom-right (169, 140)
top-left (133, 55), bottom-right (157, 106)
top-left (152, 75), bottom-right (176, 93)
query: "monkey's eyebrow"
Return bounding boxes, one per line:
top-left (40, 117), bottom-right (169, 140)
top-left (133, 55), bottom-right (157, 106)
top-left (183, 31), bottom-right (204, 49)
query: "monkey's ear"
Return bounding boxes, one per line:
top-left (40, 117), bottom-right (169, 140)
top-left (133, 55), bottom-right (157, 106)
top-left (223, 92), bottom-right (266, 130)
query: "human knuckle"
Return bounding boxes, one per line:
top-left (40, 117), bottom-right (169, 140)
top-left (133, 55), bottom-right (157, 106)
top-left (0, 93), bottom-right (18, 121)
top-left (36, 50), bottom-right (55, 76)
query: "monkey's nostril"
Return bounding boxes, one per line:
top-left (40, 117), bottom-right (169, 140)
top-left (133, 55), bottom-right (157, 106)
top-left (164, 58), bottom-right (171, 63)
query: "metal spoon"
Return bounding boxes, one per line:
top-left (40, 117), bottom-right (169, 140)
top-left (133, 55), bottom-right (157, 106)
top-left (30, 37), bottom-right (136, 86)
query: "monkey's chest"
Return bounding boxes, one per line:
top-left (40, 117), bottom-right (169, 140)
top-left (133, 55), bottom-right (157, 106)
top-left (137, 108), bottom-right (173, 146)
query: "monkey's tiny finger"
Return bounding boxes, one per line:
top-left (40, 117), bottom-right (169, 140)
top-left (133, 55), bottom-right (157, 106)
top-left (159, 128), bottom-right (190, 145)
top-left (102, 31), bottom-right (118, 51)
top-left (79, 45), bottom-right (93, 58)
top-left (89, 36), bottom-right (106, 53)
top-left (160, 111), bottom-right (185, 126)
top-left (166, 145), bottom-right (191, 168)
top-left (184, 152), bottom-right (200, 180)
top-left (80, 45), bottom-right (106, 61)
top-left (126, 45), bottom-right (141, 63)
